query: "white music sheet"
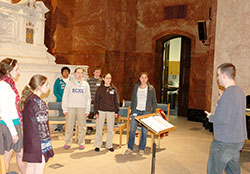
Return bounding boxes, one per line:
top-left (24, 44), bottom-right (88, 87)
top-left (140, 115), bottom-right (174, 133)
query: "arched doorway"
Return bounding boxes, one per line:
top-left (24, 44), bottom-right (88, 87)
top-left (155, 35), bottom-right (191, 117)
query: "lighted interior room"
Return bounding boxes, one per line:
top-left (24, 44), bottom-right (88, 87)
top-left (0, 0), bottom-right (250, 174)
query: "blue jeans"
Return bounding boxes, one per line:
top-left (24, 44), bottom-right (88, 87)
top-left (207, 139), bottom-right (244, 174)
top-left (128, 110), bottom-right (149, 151)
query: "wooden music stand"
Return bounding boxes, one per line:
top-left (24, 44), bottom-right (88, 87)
top-left (135, 113), bottom-right (177, 174)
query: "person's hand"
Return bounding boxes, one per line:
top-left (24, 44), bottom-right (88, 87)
top-left (85, 113), bottom-right (89, 117)
top-left (218, 89), bottom-right (224, 99)
top-left (95, 114), bottom-right (99, 119)
top-left (12, 135), bottom-right (19, 144)
top-left (204, 111), bottom-right (211, 118)
top-left (114, 114), bottom-right (118, 118)
top-left (64, 112), bottom-right (68, 117)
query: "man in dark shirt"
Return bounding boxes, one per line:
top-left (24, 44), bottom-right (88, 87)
top-left (206, 63), bottom-right (247, 174)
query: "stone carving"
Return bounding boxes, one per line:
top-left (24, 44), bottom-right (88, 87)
top-left (0, 0), bottom-right (89, 102)
top-left (0, 0), bottom-right (51, 64)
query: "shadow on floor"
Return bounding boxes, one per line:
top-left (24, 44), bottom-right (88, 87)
top-left (114, 146), bottom-right (166, 163)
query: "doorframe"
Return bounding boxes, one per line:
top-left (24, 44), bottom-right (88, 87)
top-left (152, 30), bottom-right (196, 116)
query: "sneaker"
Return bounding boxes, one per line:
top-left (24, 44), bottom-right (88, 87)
top-left (79, 145), bottom-right (85, 150)
top-left (63, 144), bottom-right (70, 150)
top-left (124, 148), bottom-right (133, 155)
top-left (95, 147), bottom-right (100, 152)
top-left (108, 148), bottom-right (114, 152)
top-left (54, 128), bottom-right (63, 132)
top-left (139, 150), bottom-right (144, 155)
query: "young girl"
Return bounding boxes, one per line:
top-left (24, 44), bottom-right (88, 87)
top-left (94, 73), bottom-right (120, 152)
top-left (20, 75), bottom-right (54, 174)
top-left (62, 67), bottom-right (91, 150)
top-left (125, 72), bottom-right (157, 155)
top-left (0, 58), bottom-right (25, 174)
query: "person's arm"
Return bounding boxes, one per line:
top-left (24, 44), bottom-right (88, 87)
top-left (151, 86), bottom-right (157, 113)
top-left (94, 87), bottom-right (101, 115)
top-left (53, 78), bottom-right (62, 101)
top-left (0, 84), bottom-right (18, 137)
top-left (85, 82), bottom-right (91, 115)
top-left (209, 93), bottom-right (233, 124)
top-left (61, 82), bottom-right (70, 114)
top-left (114, 88), bottom-right (120, 114)
top-left (130, 85), bottom-right (137, 113)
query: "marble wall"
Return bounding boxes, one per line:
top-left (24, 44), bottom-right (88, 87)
top-left (211, 0), bottom-right (250, 112)
top-left (135, 0), bottom-right (217, 110)
top-left (43, 0), bottom-right (217, 111)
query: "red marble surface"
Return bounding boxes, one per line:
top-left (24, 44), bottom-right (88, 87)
top-left (189, 54), bottom-right (207, 109)
top-left (44, 0), bottom-right (217, 110)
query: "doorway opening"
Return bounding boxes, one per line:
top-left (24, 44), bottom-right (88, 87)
top-left (162, 37), bottom-right (181, 115)
top-left (155, 35), bottom-right (191, 117)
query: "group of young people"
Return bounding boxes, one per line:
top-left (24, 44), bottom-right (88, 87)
top-left (0, 57), bottom-right (247, 174)
top-left (53, 66), bottom-right (157, 154)
top-left (0, 58), bottom-right (157, 173)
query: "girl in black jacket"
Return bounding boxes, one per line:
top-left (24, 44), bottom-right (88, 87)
top-left (94, 73), bottom-right (119, 152)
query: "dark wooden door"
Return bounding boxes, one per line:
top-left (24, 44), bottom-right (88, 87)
top-left (178, 37), bottom-right (191, 116)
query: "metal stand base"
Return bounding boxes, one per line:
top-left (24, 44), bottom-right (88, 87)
top-left (151, 136), bottom-right (156, 174)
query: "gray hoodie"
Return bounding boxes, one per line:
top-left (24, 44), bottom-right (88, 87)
top-left (62, 78), bottom-right (91, 114)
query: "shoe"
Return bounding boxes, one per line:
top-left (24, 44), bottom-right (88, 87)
top-left (54, 128), bottom-right (63, 132)
top-left (95, 147), bottom-right (100, 152)
top-left (124, 148), bottom-right (133, 155)
top-left (79, 145), bottom-right (85, 150)
top-left (108, 148), bottom-right (114, 152)
top-left (139, 150), bottom-right (144, 155)
top-left (63, 144), bottom-right (70, 150)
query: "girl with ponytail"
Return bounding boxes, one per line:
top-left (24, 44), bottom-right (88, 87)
top-left (21, 74), bottom-right (54, 174)
top-left (0, 58), bottom-right (26, 173)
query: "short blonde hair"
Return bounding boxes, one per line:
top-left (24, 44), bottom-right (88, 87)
top-left (74, 67), bottom-right (85, 73)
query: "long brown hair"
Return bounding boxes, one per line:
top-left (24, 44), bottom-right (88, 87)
top-left (0, 58), bottom-right (17, 78)
top-left (19, 74), bottom-right (47, 111)
top-left (101, 73), bottom-right (117, 92)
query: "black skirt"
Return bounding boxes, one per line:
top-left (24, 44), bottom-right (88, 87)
top-left (0, 124), bottom-right (23, 154)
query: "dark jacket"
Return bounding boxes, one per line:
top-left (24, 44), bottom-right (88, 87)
top-left (22, 94), bottom-right (54, 163)
top-left (94, 84), bottom-right (120, 115)
top-left (131, 83), bottom-right (157, 114)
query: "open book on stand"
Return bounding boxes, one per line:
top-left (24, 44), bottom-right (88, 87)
top-left (135, 113), bottom-right (176, 135)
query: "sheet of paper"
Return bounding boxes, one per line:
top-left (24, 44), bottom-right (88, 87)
top-left (154, 116), bottom-right (174, 129)
top-left (140, 116), bottom-right (174, 133)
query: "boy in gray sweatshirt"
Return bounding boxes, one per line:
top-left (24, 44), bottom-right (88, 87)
top-left (62, 67), bottom-right (91, 150)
